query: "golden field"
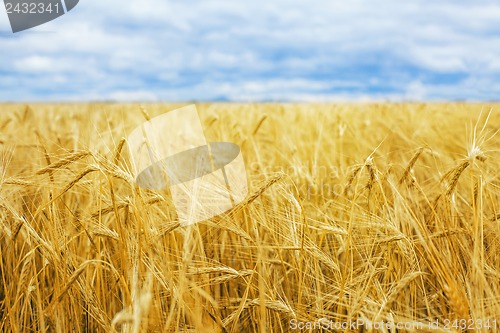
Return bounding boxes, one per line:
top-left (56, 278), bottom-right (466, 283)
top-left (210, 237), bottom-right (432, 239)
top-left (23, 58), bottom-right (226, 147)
top-left (0, 103), bottom-right (499, 332)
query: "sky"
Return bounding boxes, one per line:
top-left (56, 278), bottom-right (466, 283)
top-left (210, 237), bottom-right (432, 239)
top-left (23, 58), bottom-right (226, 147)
top-left (1, 0), bottom-right (500, 102)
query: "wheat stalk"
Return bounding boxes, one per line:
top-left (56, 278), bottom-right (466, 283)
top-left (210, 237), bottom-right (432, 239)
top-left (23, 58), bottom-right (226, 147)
top-left (35, 151), bottom-right (91, 175)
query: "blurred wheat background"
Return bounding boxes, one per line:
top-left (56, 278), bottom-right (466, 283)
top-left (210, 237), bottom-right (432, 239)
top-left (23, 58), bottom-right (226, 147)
top-left (0, 103), bottom-right (499, 332)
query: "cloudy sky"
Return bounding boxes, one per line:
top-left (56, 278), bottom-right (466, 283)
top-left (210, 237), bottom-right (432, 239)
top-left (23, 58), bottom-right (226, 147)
top-left (1, 0), bottom-right (500, 102)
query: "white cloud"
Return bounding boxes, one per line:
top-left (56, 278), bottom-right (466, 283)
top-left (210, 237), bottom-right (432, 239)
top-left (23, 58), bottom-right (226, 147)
top-left (108, 90), bottom-right (159, 102)
top-left (0, 0), bottom-right (500, 101)
top-left (14, 56), bottom-right (54, 72)
top-left (405, 80), bottom-right (427, 100)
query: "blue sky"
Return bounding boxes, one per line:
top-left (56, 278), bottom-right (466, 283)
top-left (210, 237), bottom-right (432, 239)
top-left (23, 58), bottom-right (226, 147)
top-left (1, 0), bottom-right (500, 102)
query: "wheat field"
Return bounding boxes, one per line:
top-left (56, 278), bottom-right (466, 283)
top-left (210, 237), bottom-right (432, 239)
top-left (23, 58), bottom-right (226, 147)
top-left (0, 103), bottom-right (499, 332)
